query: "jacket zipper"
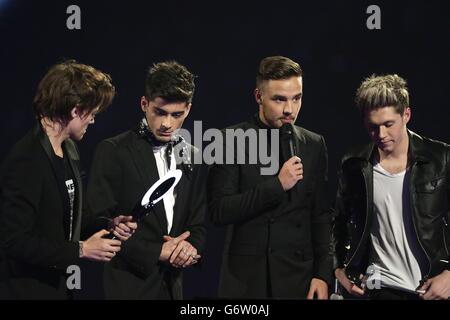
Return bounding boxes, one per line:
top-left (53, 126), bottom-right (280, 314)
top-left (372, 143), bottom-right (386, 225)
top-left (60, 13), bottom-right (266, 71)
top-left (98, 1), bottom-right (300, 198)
top-left (345, 165), bottom-right (371, 271)
top-left (410, 162), bottom-right (431, 279)
top-left (443, 216), bottom-right (449, 256)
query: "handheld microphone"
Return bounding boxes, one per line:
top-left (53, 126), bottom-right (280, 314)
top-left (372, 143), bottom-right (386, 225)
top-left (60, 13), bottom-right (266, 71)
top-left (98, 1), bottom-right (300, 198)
top-left (280, 123), bottom-right (296, 160)
top-left (280, 123), bottom-right (297, 201)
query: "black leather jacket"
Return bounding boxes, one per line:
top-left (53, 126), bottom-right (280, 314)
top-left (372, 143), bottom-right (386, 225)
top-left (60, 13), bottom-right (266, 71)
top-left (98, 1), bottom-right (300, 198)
top-left (333, 130), bottom-right (450, 284)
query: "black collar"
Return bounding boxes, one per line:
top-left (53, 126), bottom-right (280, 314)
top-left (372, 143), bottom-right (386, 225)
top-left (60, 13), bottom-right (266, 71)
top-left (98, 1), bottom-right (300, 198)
top-left (250, 113), bottom-right (306, 144)
top-left (342, 129), bottom-right (431, 165)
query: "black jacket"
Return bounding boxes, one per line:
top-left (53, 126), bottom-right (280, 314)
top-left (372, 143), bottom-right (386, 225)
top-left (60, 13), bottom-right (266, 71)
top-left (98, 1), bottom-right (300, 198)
top-left (208, 115), bottom-right (333, 298)
top-left (0, 124), bottom-right (83, 299)
top-left (86, 129), bottom-right (206, 299)
top-left (333, 130), bottom-right (450, 284)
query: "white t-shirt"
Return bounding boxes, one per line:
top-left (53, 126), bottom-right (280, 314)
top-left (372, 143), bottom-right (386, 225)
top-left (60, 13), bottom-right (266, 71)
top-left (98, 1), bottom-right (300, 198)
top-left (366, 162), bottom-right (427, 293)
top-left (153, 145), bottom-right (177, 234)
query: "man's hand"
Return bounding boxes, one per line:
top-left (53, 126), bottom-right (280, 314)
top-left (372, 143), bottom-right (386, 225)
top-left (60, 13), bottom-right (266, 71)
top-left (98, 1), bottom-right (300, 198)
top-left (418, 270), bottom-right (450, 300)
top-left (278, 156), bottom-right (303, 191)
top-left (159, 231), bottom-right (191, 262)
top-left (163, 235), bottom-right (201, 268)
top-left (334, 268), bottom-right (365, 297)
top-left (108, 215), bottom-right (138, 241)
top-left (306, 278), bottom-right (329, 299)
top-left (81, 229), bottom-right (122, 262)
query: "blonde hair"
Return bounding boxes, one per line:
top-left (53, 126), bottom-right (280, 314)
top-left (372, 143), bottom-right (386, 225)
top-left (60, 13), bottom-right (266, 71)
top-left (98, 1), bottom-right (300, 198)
top-left (355, 74), bottom-right (409, 115)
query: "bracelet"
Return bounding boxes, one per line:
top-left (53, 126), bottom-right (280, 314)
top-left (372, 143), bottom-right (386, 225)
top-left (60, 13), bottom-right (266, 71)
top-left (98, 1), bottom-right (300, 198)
top-left (78, 241), bottom-right (84, 258)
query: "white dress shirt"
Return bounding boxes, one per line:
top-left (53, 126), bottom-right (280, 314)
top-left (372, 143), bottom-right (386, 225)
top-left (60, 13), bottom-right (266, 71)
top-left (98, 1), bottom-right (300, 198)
top-left (153, 145), bottom-right (177, 233)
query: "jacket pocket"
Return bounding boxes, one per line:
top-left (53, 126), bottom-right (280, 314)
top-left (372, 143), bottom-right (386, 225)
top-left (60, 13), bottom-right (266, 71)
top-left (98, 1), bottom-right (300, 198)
top-left (415, 176), bottom-right (445, 193)
top-left (295, 247), bottom-right (314, 262)
top-left (415, 176), bottom-right (447, 215)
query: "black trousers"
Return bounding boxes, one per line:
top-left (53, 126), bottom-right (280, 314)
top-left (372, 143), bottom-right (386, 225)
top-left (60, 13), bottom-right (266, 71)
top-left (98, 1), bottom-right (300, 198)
top-left (368, 287), bottom-right (421, 300)
top-left (156, 271), bottom-right (174, 300)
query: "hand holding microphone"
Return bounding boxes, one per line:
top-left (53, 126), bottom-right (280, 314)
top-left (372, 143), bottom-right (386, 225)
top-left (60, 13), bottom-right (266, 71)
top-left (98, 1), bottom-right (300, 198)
top-left (278, 156), bottom-right (303, 191)
top-left (278, 123), bottom-right (303, 191)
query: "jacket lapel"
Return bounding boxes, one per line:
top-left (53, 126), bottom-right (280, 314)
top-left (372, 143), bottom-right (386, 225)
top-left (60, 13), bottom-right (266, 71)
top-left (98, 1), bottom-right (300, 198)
top-left (34, 124), bottom-right (78, 241)
top-left (35, 124), bottom-right (61, 185)
top-left (408, 130), bottom-right (431, 164)
top-left (170, 140), bottom-right (195, 236)
top-left (292, 126), bottom-right (306, 157)
top-left (170, 160), bottom-right (190, 236)
top-left (291, 126), bottom-right (307, 195)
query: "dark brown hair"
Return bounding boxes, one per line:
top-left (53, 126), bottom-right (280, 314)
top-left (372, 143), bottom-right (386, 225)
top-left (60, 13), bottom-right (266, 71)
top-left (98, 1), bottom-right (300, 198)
top-left (256, 56), bottom-right (303, 88)
top-left (33, 60), bottom-right (115, 125)
top-left (145, 61), bottom-right (195, 104)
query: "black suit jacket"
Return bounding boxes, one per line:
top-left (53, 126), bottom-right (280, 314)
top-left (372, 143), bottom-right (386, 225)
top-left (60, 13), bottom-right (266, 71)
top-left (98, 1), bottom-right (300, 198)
top-left (86, 129), bottom-right (206, 299)
top-left (0, 124), bottom-right (82, 299)
top-left (208, 115), bottom-right (333, 298)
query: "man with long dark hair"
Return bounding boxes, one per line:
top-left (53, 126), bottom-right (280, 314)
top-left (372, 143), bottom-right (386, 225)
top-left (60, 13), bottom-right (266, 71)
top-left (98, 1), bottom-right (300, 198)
top-left (0, 60), bottom-right (136, 299)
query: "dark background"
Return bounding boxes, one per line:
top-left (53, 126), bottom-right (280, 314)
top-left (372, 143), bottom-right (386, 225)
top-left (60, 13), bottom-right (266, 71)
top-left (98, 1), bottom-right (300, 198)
top-left (1, 0), bottom-right (449, 299)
